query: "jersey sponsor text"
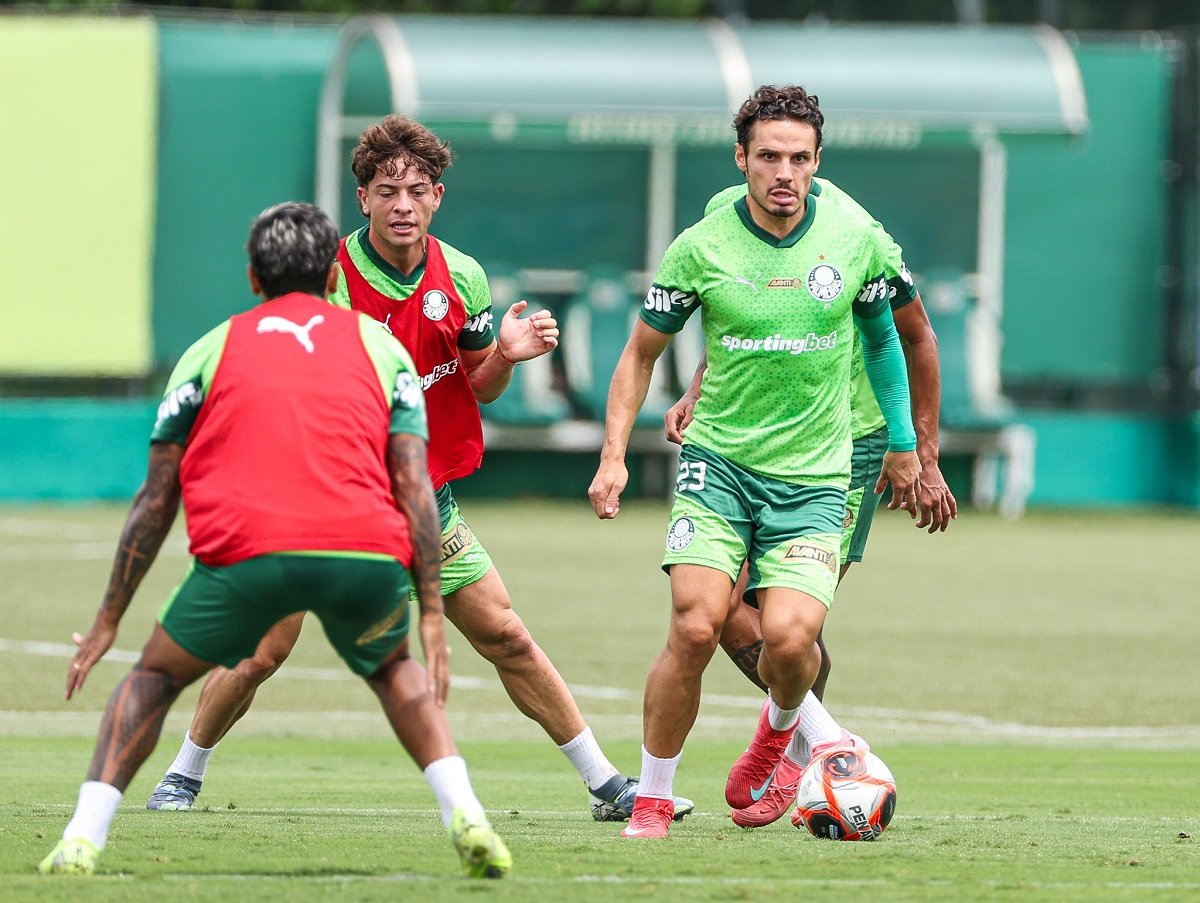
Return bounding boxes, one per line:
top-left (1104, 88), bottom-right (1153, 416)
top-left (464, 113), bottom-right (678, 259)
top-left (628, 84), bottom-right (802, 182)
top-left (720, 330), bottom-right (839, 354)
top-left (644, 285), bottom-right (698, 313)
top-left (421, 357), bottom-right (460, 391)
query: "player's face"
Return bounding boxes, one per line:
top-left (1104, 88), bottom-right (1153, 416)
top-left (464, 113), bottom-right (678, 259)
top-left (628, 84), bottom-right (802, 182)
top-left (358, 157), bottom-right (444, 274)
top-left (735, 119), bottom-right (821, 236)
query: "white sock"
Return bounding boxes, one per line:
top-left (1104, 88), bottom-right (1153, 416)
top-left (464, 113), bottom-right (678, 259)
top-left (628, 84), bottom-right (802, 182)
top-left (422, 756), bottom-right (485, 827)
top-left (784, 732), bottom-right (812, 767)
top-left (62, 781), bottom-right (123, 850)
top-left (558, 726), bottom-right (620, 790)
top-left (636, 746), bottom-right (680, 800)
top-left (767, 691), bottom-right (801, 731)
top-left (167, 732), bottom-right (216, 782)
top-left (796, 692), bottom-right (842, 748)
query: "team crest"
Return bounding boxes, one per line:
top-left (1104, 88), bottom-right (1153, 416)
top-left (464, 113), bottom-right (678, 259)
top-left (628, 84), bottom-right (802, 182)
top-left (842, 508), bottom-right (855, 529)
top-left (807, 264), bottom-right (844, 302)
top-left (666, 517), bottom-right (696, 552)
top-left (422, 289), bottom-right (450, 321)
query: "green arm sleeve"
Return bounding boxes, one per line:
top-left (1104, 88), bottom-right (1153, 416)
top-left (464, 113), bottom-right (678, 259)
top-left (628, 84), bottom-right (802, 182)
top-left (855, 306), bottom-right (917, 452)
top-left (150, 321), bottom-right (230, 445)
top-left (329, 267), bottom-right (352, 309)
top-left (358, 316), bottom-right (429, 440)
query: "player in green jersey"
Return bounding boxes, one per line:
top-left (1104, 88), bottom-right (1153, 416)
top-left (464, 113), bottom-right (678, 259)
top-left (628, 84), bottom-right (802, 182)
top-left (588, 85), bottom-right (922, 839)
top-left (40, 202), bottom-right (510, 879)
top-left (661, 178), bottom-right (957, 826)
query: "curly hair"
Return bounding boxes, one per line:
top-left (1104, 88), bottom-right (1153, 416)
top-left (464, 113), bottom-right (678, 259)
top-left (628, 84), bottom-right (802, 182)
top-left (350, 115), bottom-right (453, 188)
top-left (733, 85), bottom-right (824, 150)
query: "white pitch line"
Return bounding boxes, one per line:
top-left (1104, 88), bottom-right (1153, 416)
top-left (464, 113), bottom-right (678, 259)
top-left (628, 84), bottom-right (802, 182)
top-left (0, 515), bottom-right (112, 540)
top-left (0, 540), bottom-right (190, 561)
top-left (153, 872), bottom-right (1200, 891)
top-left (31, 800), bottom-right (1198, 826)
top-left (3, 636), bottom-right (1199, 743)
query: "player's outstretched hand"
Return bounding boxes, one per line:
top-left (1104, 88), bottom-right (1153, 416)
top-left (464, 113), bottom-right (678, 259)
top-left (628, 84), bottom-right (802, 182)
top-left (417, 609), bottom-right (451, 707)
top-left (876, 449), bottom-right (922, 520)
top-left (664, 393), bottom-right (698, 445)
top-left (915, 459), bottom-right (958, 533)
top-left (66, 619), bottom-right (118, 700)
top-left (496, 300), bottom-right (559, 363)
top-left (588, 459), bottom-right (629, 520)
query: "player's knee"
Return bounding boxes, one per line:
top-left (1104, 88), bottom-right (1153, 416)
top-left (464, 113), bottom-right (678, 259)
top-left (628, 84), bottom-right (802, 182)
top-left (671, 613), bottom-right (723, 658)
top-left (234, 648), bottom-right (290, 684)
top-left (762, 629), bottom-right (818, 671)
top-left (472, 611), bottom-right (537, 663)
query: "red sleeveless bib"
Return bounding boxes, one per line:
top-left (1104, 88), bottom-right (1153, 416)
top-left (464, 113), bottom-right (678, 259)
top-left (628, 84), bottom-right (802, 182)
top-left (181, 293), bottom-right (412, 567)
top-left (337, 235), bottom-right (485, 488)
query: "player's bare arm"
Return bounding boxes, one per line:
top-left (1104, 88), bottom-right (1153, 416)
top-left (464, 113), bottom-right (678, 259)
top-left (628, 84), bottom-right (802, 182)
top-left (465, 300), bottom-right (559, 403)
top-left (67, 442), bottom-right (184, 700)
top-left (893, 295), bottom-right (958, 532)
top-left (588, 320), bottom-right (672, 519)
top-left (387, 431), bottom-right (450, 706)
top-left (665, 352), bottom-right (706, 445)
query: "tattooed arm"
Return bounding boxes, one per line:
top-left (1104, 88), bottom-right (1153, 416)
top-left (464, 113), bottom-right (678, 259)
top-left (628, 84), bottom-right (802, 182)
top-left (66, 442), bottom-right (184, 700)
top-left (387, 431), bottom-right (449, 705)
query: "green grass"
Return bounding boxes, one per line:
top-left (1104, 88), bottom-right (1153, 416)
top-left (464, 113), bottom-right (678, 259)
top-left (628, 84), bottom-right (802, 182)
top-left (2, 501), bottom-right (1199, 900)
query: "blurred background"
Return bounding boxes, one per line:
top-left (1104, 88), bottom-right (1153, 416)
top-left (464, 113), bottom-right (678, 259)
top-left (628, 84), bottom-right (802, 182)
top-left (4, 1), bottom-right (1200, 513)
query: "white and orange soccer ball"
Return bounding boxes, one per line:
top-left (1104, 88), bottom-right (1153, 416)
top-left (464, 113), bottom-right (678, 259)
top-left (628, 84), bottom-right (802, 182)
top-left (791, 748), bottom-right (897, 841)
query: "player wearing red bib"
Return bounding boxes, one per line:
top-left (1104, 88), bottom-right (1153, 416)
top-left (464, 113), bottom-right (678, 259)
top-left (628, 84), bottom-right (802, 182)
top-left (40, 202), bottom-right (510, 878)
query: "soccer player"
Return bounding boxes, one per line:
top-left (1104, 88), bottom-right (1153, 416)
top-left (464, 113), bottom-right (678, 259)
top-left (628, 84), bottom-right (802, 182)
top-left (588, 85), bottom-right (921, 839)
top-left (146, 115), bottom-right (692, 823)
top-left (661, 178), bottom-right (957, 827)
top-left (40, 202), bottom-right (511, 878)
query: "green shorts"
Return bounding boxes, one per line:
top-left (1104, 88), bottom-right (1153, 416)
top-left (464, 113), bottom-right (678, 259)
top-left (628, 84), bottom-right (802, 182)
top-left (159, 553), bottom-right (411, 677)
top-left (407, 484), bottom-right (493, 601)
top-left (664, 444), bottom-right (845, 608)
top-left (843, 426), bottom-right (888, 565)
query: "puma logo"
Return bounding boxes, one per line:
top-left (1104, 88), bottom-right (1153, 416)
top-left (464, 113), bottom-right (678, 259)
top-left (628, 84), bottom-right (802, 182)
top-left (734, 275), bottom-right (759, 293)
top-left (256, 314), bottom-right (325, 353)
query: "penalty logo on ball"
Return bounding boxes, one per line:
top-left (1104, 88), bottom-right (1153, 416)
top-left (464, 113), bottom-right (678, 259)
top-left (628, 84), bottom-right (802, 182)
top-left (666, 517), bottom-right (695, 552)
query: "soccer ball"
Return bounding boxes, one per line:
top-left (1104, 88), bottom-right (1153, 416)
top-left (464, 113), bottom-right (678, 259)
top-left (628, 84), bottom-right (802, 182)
top-left (792, 748), bottom-right (896, 841)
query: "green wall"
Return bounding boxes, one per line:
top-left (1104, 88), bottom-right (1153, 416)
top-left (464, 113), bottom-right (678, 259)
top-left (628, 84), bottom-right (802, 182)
top-left (1002, 40), bottom-right (1172, 384)
top-left (152, 18), bottom-right (339, 365)
top-left (0, 400), bottom-right (155, 500)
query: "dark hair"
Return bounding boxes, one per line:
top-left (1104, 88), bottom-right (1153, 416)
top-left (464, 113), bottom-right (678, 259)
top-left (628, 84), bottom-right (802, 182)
top-left (246, 202), bottom-right (339, 299)
top-left (734, 85), bottom-right (824, 151)
top-left (351, 115), bottom-right (453, 189)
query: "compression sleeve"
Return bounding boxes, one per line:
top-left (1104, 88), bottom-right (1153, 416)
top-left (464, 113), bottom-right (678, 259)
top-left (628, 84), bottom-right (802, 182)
top-left (855, 307), bottom-right (917, 451)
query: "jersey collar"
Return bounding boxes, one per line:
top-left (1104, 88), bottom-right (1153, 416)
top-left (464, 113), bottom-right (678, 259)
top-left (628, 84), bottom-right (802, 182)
top-left (733, 193), bottom-right (817, 248)
top-left (355, 225), bottom-right (427, 285)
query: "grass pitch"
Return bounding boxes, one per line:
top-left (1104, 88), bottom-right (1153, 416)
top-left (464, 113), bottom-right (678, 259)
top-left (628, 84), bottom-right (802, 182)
top-left (1, 500), bottom-right (1198, 900)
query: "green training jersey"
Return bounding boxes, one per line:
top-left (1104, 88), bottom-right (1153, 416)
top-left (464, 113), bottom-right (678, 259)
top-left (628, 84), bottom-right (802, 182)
top-left (330, 225), bottom-right (496, 352)
top-left (705, 180), bottom-right (917, 439)
top-left (642, 194), bottom-right (906, 487)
